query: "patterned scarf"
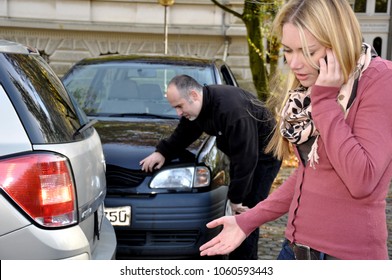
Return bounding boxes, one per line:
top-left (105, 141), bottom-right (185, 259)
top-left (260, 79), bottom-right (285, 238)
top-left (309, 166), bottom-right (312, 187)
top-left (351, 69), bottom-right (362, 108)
top-left (280, 43), bottom-right (373, 168)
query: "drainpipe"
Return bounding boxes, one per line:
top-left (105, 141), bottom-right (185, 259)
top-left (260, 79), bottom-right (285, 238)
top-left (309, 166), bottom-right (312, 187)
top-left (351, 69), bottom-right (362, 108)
top-left (221, 5), bottom-right (230, 61)
top-left (388, 1), bottom-right (392, 60)
top-left (158, 0), bottom-right (175, 55)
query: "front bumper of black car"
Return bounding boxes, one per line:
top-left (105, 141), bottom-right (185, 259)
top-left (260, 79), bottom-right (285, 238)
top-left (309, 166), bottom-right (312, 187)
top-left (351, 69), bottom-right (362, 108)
top-left (104, 185), bottom-right (228, 259)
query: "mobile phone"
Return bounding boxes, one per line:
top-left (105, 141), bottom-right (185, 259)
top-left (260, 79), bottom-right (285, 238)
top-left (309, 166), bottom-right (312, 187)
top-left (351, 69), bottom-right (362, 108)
top-left (318, 56), bottom-right (328, 73)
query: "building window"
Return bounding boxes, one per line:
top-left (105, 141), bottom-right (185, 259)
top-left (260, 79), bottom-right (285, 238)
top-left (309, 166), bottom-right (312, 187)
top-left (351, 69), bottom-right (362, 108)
top-left (375, 0), bottom-right (388, 13)
top-left (353, 0), bottom-right (367, 12)
top-left (373, 37), bottom-right (382, 56)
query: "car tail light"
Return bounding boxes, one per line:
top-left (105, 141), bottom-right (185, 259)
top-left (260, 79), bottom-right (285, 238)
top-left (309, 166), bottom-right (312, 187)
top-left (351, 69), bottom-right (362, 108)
top-left (0, 153), bottom-right (77, 227)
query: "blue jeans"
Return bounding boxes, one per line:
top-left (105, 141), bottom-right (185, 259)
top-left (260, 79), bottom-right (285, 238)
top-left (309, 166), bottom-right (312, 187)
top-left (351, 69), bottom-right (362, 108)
top-left (277, 239), bottom-right (296, 260)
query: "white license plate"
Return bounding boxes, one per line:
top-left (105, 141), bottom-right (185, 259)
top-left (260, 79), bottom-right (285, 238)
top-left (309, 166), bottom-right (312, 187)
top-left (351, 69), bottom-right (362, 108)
top-left (104, 206), bottom-right (131, 226)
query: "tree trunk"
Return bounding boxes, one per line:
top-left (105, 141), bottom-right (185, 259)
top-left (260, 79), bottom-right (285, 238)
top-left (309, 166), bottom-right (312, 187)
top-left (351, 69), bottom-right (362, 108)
top-left (243, 2), bottom-right (270, 102)
top-left (211, 0), bottom-right (283, 102)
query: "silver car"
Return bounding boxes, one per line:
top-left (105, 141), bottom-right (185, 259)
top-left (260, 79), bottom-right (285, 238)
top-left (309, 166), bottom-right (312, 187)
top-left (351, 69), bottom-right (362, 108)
top-left (0, 40), bottom-right (116, 259)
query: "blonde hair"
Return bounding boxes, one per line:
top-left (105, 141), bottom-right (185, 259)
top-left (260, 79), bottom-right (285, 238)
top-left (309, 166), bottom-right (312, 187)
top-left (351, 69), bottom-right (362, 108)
top-left (266, 0), bottom-right (363, 160)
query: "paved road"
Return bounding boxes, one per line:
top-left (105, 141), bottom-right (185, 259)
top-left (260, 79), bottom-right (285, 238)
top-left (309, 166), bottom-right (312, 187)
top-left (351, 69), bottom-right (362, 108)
top-left (257, 167), bottom-right (392, 260)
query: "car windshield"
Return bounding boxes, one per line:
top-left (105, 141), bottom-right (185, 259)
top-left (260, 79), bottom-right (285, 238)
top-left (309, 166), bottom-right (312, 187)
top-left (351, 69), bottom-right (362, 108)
top-left (63, 61), bottom-right (215, 117)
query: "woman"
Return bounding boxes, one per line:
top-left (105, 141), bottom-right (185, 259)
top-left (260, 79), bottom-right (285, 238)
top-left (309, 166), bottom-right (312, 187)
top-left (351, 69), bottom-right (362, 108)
top-left (199, 0), bottom-right (392, 260)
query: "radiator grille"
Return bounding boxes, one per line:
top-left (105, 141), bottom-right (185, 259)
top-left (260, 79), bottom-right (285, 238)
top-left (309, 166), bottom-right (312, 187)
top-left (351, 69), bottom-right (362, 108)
top-left (106, 165), bottom-right (146, 188)
top-left (116, 229), bottom-right (199, 246)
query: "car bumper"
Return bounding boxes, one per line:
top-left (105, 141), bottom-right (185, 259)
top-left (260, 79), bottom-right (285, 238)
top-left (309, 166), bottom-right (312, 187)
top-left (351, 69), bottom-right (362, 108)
top-left (104, 185), bottom-right (228, 259)
top-left (0, 220), bottom-right (117, 260)
top-left (90, 217), bottom-right (117, 260)
top-left (0, 199), bottom-right (117, 260)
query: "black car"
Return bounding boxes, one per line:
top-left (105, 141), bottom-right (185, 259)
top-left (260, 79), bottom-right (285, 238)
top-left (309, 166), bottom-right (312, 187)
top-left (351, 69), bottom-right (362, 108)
top-left (62, 54), bottom-right (238, 259)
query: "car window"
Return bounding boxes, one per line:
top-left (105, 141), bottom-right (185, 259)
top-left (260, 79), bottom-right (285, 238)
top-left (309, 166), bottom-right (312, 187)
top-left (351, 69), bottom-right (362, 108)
top-left (0, 53), bottom-right (90, 144)
top-left (220, 64), bottom-right (237, 86)
top-left (63, 62), bottom-right (216, 117)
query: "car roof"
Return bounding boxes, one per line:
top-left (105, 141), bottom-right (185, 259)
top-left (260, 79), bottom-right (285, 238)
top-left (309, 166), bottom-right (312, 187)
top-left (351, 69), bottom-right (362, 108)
top-left (75, 54), bottom-right (225, 67)
top-left (0, 40), bottom-right (39, 55)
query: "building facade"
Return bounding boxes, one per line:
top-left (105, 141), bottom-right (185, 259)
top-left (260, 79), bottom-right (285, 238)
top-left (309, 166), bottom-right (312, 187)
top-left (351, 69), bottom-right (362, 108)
top-left (0, 0), bottom-right (390, 87)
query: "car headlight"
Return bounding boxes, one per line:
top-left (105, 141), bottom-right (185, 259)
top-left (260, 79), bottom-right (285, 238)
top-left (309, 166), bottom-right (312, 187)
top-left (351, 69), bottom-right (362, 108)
top-left (150, 166), bottom-right (210, 190)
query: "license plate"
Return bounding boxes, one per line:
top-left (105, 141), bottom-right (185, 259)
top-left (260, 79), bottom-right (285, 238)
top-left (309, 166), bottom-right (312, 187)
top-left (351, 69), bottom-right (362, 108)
top-left (104, 206), bottom-right (131, 226)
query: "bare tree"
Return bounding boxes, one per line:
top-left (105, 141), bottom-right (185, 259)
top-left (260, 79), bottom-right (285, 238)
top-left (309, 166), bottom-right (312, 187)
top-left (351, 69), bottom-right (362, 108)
top-left (211, 0), bottom-right (283, 102)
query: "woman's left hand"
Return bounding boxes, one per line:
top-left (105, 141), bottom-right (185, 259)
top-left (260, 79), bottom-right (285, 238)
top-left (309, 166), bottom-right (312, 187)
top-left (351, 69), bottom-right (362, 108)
top-left (199, 215), bottom-right (246, 256)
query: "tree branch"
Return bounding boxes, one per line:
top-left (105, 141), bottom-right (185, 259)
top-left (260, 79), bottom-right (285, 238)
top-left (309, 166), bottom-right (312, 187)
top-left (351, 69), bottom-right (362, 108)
top-left (210, 0), bottom-right (243, 19)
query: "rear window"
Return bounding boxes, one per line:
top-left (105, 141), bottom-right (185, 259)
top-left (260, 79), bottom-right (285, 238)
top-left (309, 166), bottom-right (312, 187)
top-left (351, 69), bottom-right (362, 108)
top-left (0, 53), bottom-right (90, 144)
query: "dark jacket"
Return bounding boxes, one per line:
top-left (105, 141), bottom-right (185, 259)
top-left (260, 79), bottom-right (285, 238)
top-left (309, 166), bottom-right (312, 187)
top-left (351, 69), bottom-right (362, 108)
top-left (156, 84), bottom-right (278, 204)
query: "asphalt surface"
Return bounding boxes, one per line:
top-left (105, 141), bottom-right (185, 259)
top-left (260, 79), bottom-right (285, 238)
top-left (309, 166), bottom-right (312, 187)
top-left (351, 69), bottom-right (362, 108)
top-left (257, 167), bottom-right (392, 260)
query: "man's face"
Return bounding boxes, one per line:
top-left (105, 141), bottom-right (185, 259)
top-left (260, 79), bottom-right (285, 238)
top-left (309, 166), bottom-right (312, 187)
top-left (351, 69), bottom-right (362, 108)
top-left (166, 84), bottom-right (202, 121)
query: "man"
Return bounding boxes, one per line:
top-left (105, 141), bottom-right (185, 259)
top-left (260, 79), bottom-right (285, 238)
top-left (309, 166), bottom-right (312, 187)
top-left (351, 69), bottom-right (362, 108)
top-left (140, 75), bottom-right (281, 259)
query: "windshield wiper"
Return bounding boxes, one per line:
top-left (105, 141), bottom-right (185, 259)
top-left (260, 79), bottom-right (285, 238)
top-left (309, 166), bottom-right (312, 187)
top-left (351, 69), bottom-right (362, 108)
top-left (108, 113), bottom-right (178, 119)
top-left (73, 119), bottom-right (98, 139)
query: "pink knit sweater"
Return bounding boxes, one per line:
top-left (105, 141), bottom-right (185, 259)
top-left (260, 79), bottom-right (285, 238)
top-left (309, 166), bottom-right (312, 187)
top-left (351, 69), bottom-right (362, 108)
top-left (236, 57), bottom-right (392, 259)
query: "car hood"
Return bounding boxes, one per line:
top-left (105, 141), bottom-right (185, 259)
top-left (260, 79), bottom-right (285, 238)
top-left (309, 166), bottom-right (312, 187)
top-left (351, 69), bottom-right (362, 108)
top-left (93, 118), bottom-right (202, 170)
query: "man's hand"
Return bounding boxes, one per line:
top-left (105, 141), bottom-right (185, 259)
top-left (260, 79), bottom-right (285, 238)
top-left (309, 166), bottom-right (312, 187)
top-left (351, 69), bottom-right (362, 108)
top-left (230, 202), bottom-right (249, 215)
top-left (140, 152), bottom-right (165, 172)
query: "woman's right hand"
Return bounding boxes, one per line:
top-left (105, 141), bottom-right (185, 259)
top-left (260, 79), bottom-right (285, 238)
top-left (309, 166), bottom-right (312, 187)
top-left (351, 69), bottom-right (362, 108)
top-left (199, 215), bottom-right (246, 256)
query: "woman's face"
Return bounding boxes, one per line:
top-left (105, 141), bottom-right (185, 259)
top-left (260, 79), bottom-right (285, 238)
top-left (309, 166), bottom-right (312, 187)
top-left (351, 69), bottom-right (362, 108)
top-left (281, 23), bottom-right (327, 88)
